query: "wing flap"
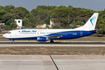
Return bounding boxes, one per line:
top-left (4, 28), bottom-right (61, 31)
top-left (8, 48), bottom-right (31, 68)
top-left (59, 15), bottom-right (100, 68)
top-left (48, 34), bottom-right (63, 39)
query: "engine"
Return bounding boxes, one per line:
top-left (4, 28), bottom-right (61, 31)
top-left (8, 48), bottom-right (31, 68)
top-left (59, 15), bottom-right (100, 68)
top-left (37, 36), bottom-right (48, 41)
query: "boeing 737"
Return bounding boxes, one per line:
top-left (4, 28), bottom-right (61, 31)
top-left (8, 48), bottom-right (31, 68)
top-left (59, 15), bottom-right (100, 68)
top-left (3, 13), bottom-right (99, 43)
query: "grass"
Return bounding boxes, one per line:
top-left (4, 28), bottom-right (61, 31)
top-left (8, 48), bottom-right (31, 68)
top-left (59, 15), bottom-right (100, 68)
top-left (0, 47), bottom-right (105, 55)
top-left (67, 37), bottom-right (105, 41)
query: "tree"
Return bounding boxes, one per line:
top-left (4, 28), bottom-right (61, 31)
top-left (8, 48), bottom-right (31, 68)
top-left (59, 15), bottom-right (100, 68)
top-left (10, 22), bottom-right (17, 29)
top-left (3, 13), bottom-right (14, 25)
top-left (36, 16), bottom-right (45, 25)
top-left (0, 28), bottom-right (1, 33)
top-left (23, 17), bottom-right (30, 27)
top-left (5, 25), bottom-right (12, 30)
top-left (0, 25), bottom-right (6, 29)
top-left (31, 6), bottom-right (57, 26)
top-left (0, 9), bottom-right (7, 23)
top-left (29, 22), bottom-right (35, 28)
top-left (4, 5), bottom-right (15, 13)
top-left (12, 7), bottom-right (30, 19)
top-left (0, 6), bottom-right (3, 10)
top-left (96, 9), bottom-right (105, 36)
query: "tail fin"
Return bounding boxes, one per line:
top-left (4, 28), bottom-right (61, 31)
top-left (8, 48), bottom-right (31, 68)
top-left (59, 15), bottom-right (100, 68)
top-left (75, 13), bottom-right (99, 30)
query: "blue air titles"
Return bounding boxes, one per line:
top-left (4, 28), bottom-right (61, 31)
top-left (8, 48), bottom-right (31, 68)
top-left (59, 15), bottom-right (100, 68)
top-left (22, 30), bottom-right (37, 32)
top-left (22, 30), bottom-right (31, 32)
top-left (32, 30), bottom-right (37, 32)
top-left (20, 30), bottom-right (37, 34)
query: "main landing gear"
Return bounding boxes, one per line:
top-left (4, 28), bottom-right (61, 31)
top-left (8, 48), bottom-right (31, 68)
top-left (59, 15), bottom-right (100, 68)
top-left (12, 41), bottom-right (15, 43)
top-left (50, 39), bottom-right (54, 43)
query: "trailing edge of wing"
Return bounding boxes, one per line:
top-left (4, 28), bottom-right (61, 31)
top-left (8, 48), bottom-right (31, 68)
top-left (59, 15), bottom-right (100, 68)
top-left (48, 35), bottom-right (63, 39)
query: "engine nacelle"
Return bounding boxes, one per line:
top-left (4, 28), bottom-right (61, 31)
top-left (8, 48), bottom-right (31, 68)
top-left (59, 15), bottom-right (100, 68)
top-left (37, 36), bottom-right (48, 41)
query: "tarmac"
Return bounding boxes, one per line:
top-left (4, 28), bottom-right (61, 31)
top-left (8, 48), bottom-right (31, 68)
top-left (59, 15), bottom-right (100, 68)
top-left (0, 55), bottom-right (105, 70)
top-left (0, 41), bottom-right (105, 47)
top-left (0, 41), bottom-right (105, 70)
top-left (0, 55), bottom-right (56, 70)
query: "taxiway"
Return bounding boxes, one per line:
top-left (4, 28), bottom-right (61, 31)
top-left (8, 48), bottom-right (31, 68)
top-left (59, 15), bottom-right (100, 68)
top-left (0, 41), bottom-right (105, 47)
top-left (0, 55), bottom-right (105, 70)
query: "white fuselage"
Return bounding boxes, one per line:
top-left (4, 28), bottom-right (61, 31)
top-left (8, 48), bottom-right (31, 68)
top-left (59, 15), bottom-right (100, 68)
top-left (3, 13), bottom-right (99, 42)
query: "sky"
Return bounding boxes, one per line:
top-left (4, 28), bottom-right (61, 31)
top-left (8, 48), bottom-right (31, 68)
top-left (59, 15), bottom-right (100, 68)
top-left (0, 0), bottom-right (104, 11)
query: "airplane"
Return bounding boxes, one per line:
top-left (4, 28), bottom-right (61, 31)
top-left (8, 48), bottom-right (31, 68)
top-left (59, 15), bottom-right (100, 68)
top-left (3, 13), bottom-right (99, 43)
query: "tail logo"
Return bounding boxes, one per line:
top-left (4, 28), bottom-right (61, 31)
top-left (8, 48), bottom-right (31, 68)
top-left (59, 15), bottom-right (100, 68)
top-left (90, 16), bottom-right (96, 26)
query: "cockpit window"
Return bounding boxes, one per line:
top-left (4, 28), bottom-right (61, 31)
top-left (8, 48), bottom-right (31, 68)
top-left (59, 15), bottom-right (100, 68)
top-left (7, 32), bottom-right (11, 34)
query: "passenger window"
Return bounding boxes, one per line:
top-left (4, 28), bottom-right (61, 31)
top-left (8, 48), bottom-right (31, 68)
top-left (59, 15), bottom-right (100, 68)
top-left (37, 32), bottom-right (39, 34)
top-left (40, 32), bottom-right (45, 34)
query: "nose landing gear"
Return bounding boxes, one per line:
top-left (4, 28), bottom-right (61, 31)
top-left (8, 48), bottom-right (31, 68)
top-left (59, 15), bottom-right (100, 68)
top-left (9, 39), bottom-right (15, 43)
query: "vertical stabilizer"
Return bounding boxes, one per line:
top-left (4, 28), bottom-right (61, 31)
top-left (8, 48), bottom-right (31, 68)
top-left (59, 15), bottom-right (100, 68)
top-left (75, 13), bottom-right (99, 30)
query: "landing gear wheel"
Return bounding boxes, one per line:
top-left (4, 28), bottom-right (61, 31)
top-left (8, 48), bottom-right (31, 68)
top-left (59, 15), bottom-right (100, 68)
top-left (50, 39), bottom-right (54, 43)
top-left (12, 41), bottom-right (15, 43)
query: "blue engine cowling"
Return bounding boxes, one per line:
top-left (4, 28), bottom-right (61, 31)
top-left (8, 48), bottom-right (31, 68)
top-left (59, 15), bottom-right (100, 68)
top-left (37, 37), bottom-right (47, 41)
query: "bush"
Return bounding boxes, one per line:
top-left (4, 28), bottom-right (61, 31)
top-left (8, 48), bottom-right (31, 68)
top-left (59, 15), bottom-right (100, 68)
top-left (0, 28), bottom-right (1, 33)
top-left (21, 26), bottom-right (25, 29)
top-left (0, 25), bottom-right (6, 29)
top-left (76, 22), bottom-right (84, 25)
top-left (29, 22), bottom-right (35, 28)
top-left (52, 24), bottom-right (62, 29)
top-left (62, 26), bottom-right (71, 29)
top-left (69, 24), bottom-right (77, 29)
top-left (6, 25), bottom-right (12, 30)
top-left (96, 34), bottom-right (104, 37)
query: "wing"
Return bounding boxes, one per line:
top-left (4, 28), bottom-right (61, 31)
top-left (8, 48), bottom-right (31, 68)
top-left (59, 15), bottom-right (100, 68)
top-left (47, 34), bottom-right (64, 39)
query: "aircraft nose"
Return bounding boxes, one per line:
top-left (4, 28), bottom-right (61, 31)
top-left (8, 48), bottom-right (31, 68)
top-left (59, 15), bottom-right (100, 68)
top-left (3, 34), bottom-right (7, 38)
